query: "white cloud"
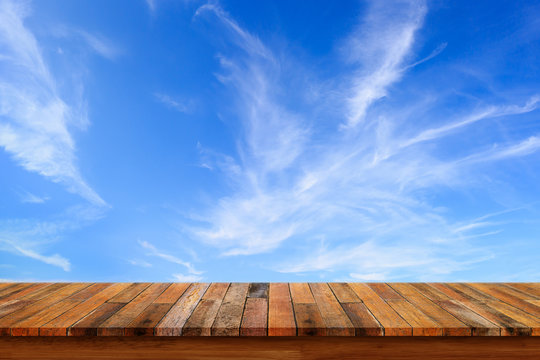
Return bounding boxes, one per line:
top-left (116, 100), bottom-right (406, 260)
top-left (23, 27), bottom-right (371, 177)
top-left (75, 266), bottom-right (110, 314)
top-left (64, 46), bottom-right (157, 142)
top-left (0, 0), bottom-right (106, 206)
top-left (18, 189), bottom-right (49, 204)
top-left (128, 259), bottom-right (153, 268)
top-left (154, 93), bottom-right (192, 113)
top-left (187, 1), bottom-right (540, 279)
top-left (139, 240), bottom-right (202, 275)
top-left (77, 30), bottom-right (120, 60)
top-left (172, 273), bottom-right (203, 282)
top-left (11, 244), bottom-right (70, 271)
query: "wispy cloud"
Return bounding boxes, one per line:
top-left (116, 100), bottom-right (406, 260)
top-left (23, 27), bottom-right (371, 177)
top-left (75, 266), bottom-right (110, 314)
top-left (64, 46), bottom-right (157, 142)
top-left (186, 1), bottom-right (540, 280)
top-left (128, 259), bottom-right (153, 268)
top-left (154, 93), bottom-right (193, 113)
top-left (10, 244), bottom-right (70, 271)
top-left (0, 0), bottom-right (106, 205)
top-left (139, 240), bottom-right (202, 275)
top-left (172, 273), bottom-right (203, 282)
top-left (17, 189), bottom-right (50, 204)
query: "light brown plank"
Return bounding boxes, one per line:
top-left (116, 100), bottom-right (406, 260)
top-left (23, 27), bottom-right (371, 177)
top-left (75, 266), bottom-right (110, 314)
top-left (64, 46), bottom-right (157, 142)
top-left (98, 283), bottom-right (170, 336)
top-left (40, 283), bottom-right (130, 336)
top-left (348, 283), bottom-right (412, 336)
top-left (268, 283), bottom-right (295, 336)
top-left (389, 283), bottom-right (470, 336)
top-left (329, 283), bottom-right (361, 303)
top-left (468, 283), bottom-right (540, 319)
top-left (240, 298), bottom-right (267, 336)
top-left (506, 283), bottom-right (540, 298)
top-left (310, 283), bottom-right (354, 336)
top-left (182, 283), bottom-right (229, 336)
top-left (0, 284), bottom-right (30, 299)
top-left (19, 283), bottom-right (68, 301)
top-left (290, 283), bottom-right (315, 304)
top-left (155, 283), bottom-right (210, 336)
top-left (211, 283), bottom-right (249, 336)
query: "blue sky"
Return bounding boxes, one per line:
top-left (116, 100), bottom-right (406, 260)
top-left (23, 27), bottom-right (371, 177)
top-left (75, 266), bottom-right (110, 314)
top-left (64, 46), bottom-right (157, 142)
top-left (1, 0), bottom-right (540, 282)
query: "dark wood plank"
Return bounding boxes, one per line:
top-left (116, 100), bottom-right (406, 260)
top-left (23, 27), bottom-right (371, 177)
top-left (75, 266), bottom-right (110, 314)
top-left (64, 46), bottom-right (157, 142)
top-left (69, 303), bottom-right (126, 336)
top-left (293, 303), bottom-right (326, 336)
top-left (268, 283), bottom-right (295, 336)
top-left (211, 283), bottom-right (249, 336)
top-left (155, 283), bottom-right (210, 336)
top-left (99, 283), bottom-right (171, 336)
top-left (125, 304), bottom-right (173, 336)
top-left (431, 283), bottom-right (530, 336)
top-left (40, 283), bottom-right (130, 336)
top-left (240, 298), bottom-right (267, 336)
top-left (310, 283), bottom-right (354, 336)
top-left (341, 303), bottom-right (383, 336)
top-left (0, 283), bottom-right (90, 336)
top-left (348, 283), bottom-right (412, 336)
top-left (248, 283), bottom-right (268, 298)
top-left (389, 283), bottom-right (470, 336)
top-left (182, 283), bottom-right (229, 336)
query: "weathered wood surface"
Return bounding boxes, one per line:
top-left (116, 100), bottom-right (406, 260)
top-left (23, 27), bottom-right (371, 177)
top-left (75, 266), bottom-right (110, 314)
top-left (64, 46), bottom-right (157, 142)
top-left (0, 283), bottom-right (539, 337)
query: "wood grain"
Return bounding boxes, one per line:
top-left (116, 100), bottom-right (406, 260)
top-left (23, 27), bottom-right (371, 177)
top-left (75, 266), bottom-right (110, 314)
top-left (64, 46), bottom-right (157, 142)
top-left (182, 283), bottom-right (229, 336)
top-left (310, 283), bottom-right (354, 336)
top-left (268, 283), bottom-right (295, 336)
top-left (211, 283), bottom-right (248, 336)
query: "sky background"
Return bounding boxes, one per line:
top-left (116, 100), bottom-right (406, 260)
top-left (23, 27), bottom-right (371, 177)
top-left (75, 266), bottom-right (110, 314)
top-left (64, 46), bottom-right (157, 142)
top-left (1, 0), bottom-right (540, 282)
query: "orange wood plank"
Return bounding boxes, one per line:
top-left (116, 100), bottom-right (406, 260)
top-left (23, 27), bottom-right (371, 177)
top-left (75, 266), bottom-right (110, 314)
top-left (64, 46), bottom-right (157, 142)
top-left (505, 283), bottom-right (540, 298)
top-left (468, 283), bottom-right (540, 319)
top-left (310, 283), bottom-right (354, 336)
top-left (3, 283), bottom-right (91, 336)
top-left (290, 283), bottom-right (315, 304)
top-left (211, 283), bottom-right (249, 336)
top-left (268, 283), bottom-right (296, 336)
top-left (107, 283), bottom-right (151, 303)
top-left (155, 283), bottom-right (210, 336)
top-left (348, 283), bottom-right (412, 336)
top-left (40, 283), bottom-right (130, 336)
top-left (99, 283), bottom-right (171, 336)
top-left (0, 283), bottom-right (50, 305)
top-left (154, 283), bottom-right (190, 304)
top-left (389, 283), bottom-right (470, 336)
top-left (182, 283), bottom-right (229, 336)
top-left (329, 283), bottom-right (361, 303)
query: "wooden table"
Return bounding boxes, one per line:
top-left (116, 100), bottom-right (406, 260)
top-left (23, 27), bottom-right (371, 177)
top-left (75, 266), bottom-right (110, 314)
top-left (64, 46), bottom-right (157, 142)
top-left (0, 282), bottom-right (539, 359)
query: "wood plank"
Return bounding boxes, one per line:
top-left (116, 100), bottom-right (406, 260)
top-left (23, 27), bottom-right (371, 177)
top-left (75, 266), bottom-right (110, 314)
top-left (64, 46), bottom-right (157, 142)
top-left (154, 283), bottom-right (190, 304)
top-left (3, 336), bottom-right (540, 360)
top-left (348, 283), bottom-right (412, 336)
top-left (240, 298), bottom-right (267, 336)
top-left (0, 284), bottom-right (31, 299)
top-left (341, 303), bottom-right (383, 336)
top-left (40, 283), bottom-right (131, 336)
top-left (0, 284), bottom-right (50, 305)
top-left (247, 283), bottom-right (268, 298)
top-left (431, 283), bottom-right (530, 336)
top-left (329, 283), bottom-right (361, 303)
top-left (389, 283), bottom-right (470, 336)
top-left (268, 283), bottom-right (295, 336)
top-left (484, 300), bottom-right (540, 336)
top-left (468, 283), bottom-right (540, 318)
top-left (293, 303), bottom-right (326, 336)
top-left (310, 283), bottom-right (354, 336)
top-left (290, 283), bottom-right (314, 304)
top-left (125, 303), bottom-right (173, 336)
top-left (500, 284), bottom-right (540, 300)
top-left (411, 283), bottom-right (500, 336)
top-left (505, 283), bottom-right (540, 298)
top-left (155, 283), bottom-right (210, 336)
top-left (182, 283), bottom-right (229, 336)
top-left (0, 283), bottom-right (91, 336)
top-left (369, 283), bottom-right (440, 336)
top-left (107, 283), bottom-right (151, 303)
top-left (20, 283), bottom-right (68, 301)
top-left (11, 283), bottom-right (105, 336)
top-left (69, 303), bottom-right (126, 336)
top-left (211, 283), bottom-right (249, 336)
top-left (99, 283), bottom-right (171, 336)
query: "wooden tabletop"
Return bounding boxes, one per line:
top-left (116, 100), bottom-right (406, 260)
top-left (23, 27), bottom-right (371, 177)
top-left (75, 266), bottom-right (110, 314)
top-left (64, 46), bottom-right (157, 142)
top-left (0, 282), bottom-right (538, 337)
